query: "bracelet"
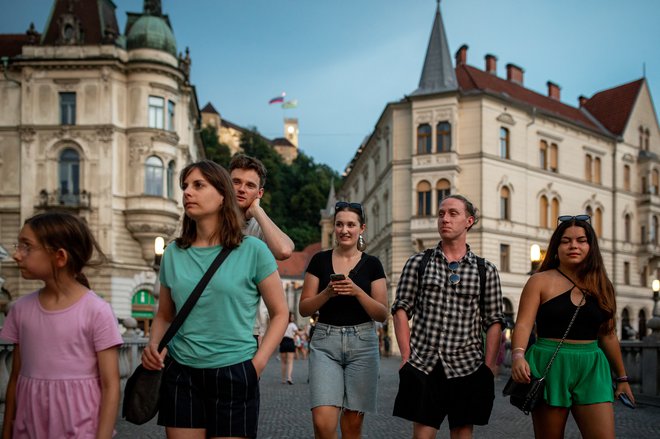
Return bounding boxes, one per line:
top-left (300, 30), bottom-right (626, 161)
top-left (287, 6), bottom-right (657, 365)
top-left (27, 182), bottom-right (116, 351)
top-left (512, 351), bottom-right (525, 360)
top-left (512, 347), bottom-right (525, 352)
top-left (615, 375), bottom-right (629, 383)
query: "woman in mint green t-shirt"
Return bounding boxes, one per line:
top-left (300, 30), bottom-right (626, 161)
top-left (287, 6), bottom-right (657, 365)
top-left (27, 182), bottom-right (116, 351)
top-left (142, 160), bottom-right (288, 439)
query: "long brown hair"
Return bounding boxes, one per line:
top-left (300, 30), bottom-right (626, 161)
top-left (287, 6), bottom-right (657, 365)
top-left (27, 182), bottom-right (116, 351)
top-left (175, 160), bottom-right (244, 249)
top-left (538, 218), bottom-right (616, 333)
top-left (25, 211), bottom-right (106, 289)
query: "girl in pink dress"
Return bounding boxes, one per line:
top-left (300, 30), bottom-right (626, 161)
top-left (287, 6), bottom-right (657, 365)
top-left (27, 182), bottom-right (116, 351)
top-left (1, 212), bottom-right (123, 439)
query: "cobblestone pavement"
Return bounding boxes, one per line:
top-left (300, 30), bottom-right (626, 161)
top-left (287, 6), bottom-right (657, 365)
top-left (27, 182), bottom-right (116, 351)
top-left (117, 355), bottom-right (660, 438)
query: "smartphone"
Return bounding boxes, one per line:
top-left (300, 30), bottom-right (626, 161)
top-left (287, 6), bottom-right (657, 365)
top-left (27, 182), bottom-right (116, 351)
top-left (330, 273), bottom-right (346, 282)
top-left (612, 382), bottom-right (635, 409)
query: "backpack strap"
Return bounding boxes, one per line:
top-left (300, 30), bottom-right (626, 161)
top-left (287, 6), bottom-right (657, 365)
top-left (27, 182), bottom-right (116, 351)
top-left (416, 248), bottom-right (435, 284)
top-left (477, 256), bottom-right (486, 314)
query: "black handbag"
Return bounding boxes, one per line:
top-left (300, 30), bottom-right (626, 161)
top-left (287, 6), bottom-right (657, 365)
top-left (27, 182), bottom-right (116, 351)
top-left (122, 247), bottom-right (232, 425)
top-left (503, 270), bottom-right (585, 415)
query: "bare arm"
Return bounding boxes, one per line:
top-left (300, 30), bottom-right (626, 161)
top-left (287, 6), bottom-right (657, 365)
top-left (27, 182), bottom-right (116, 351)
top-left (253, 271), bottom-right (288, 375)
top-left (483, 323), bottom-right (502, 374)
top-left (510, 274), bottom-right (543, 383)
top-left (95, 347), bottom-right (120, 439)
top-left (248, 199), bottom-right (294, 260)
top-left (599, 331), bottom-right (635, 404)
top-left (393, 309), bottom-right (411, 368)
top-left (2, 344), bottom-right (20, 439)
top-left (299, 272), bottom-right (337, 317)
top-left (332, 277), bottom-right (389, 322)
top-left (142, 284), bottom-right (175, 370)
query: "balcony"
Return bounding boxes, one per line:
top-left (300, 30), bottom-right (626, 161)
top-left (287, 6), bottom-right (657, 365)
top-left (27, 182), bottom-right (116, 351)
top-left (36, 189), bottom-right (91, 211)
top-left (124, 195), bottom-right (181, 263)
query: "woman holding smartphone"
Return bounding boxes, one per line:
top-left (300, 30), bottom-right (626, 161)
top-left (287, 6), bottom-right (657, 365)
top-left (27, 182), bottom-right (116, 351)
top-left (299, 201), bottom-right (388, 439)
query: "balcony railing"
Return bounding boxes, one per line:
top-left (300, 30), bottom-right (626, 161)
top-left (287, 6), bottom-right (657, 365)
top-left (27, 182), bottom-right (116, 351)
top-left (36, 189), bottom-right (91, 210)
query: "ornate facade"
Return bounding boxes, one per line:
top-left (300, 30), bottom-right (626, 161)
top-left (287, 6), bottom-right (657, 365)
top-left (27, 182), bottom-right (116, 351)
top-left (0, 0), bottom-right (204, 324)
top-left (339, 4), bottom-right (660, 341)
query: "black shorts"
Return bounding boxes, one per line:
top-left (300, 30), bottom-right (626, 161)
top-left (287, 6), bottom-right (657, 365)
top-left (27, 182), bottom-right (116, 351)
top-left (158, 356), bottom-right (260, 438)
top-left (279, 336), bottom-right (296, 353)
top-left (393, 361), bottom-right (494, 430)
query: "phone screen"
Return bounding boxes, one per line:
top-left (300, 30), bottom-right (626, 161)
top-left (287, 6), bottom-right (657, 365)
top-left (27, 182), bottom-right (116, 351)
top-left (330, 274), bottom-right (345, 281)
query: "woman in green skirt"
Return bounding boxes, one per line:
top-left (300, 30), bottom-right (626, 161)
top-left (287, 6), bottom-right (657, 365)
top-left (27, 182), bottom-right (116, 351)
top-left (510, 215), bottom-right (634, 439)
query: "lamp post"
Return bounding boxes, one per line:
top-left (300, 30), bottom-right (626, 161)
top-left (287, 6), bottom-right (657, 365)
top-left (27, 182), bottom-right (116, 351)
top-left (529, 244), bottom-right (542, 274)
top-left (646, 279), bottom-right (660, 340)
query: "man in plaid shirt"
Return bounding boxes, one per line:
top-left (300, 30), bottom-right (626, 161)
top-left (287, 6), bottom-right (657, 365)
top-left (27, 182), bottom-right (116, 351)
top-left (392, 195), bottom-right (504, 439)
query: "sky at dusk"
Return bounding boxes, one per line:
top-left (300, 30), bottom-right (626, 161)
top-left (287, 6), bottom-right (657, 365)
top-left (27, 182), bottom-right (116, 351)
top-left (2, 0), bottom-right (659, 173)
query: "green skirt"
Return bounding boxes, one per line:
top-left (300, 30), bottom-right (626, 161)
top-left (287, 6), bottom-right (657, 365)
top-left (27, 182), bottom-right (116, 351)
top-left (526, 338), bottom-right (613, 407)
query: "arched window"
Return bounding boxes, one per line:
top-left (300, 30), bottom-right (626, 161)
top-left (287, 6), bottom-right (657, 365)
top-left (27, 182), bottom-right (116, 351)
top-left (539, 195), bottom-right (548, 228)
top-left (500, 127), bottom-right (510, 159)
top-left (500, 187), bottom-right (510, 220)
top-left (539, 140), bottom-right (548, 170)
top-left (585, 154), bottom-right (592, 182)
top-left (417, 124), bottom-right (432, 154)
top-left (59, 148), bottom-right (80, 206)
top-left (436, 179), bottom-right (451, 208)
top-left (638, 309), bottom-right (647, 340)
top-left (145, 156), bottom-right (164, 196)
top-left (549, 143), bottom-right (558, 172)
top-left (623, 164), bottom-right (631, 191)
top-left (646, 128), bottom-right (651, 151)
top-left (654, 216), bottom-right (659, 245)
top-left (625, 214), bottom-right (632, 242)
top-left (437, 121), bottom-right (451, 153)
top-left (594, 207), bottom-right (603, 236)
top-left (551, 198), bottom-right (560, 228)
top-left (653, 169), bottom-right (659, 195)
top-left (167, 161), bottom-right (176, 199)
top-left (621, 308), bottom-right (631, 340)
top-left (417, 181), bottom-right (432, 217)
top-left (594, 157), bottom-right (601, 184)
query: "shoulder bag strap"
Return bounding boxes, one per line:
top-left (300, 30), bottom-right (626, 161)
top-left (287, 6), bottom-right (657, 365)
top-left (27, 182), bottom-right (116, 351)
top-left (157, 246), bottom-right (233, 352)
top-left (539, 268), bottom-right (586, 378)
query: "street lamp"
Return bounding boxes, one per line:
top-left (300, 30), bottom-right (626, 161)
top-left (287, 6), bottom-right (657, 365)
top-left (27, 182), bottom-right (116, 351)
top-left (646, 279), bottom-right (660, 340)
top-left (154, 236), bottom-right (165, 271)
top-left (529, 244), bottom-right (542, 274)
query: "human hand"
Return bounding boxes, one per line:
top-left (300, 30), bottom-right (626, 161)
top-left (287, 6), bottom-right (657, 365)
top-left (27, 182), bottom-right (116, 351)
top-left (614, 381), bottom-right (635, 407)
top-left (510, 357), bottom-right (531, 383)
top-left (331, 278), bottom-right (360, 297)
top-left (245, 197), bottom-right (261, 220)
top-left (141, 343), bottom-right (167, 370)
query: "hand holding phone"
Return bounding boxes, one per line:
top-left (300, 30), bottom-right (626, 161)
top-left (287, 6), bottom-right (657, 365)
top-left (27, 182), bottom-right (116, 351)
top-left (612, 382), bottom-right (635, 409)
top-left (330, 274), bottom-right (346, 282)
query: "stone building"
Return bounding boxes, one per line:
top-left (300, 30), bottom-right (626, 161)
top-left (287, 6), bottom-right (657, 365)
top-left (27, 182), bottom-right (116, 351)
top-left (338, 4), bottom-right (659, 340)
top-left (0, 0), bottom-right (204, 327)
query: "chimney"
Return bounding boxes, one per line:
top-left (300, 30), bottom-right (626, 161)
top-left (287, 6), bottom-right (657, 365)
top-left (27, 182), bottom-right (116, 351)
top-left (578, 95), bottom-right (588, 107)
top-left (547, 81), bottom-right (561, 100)
top-left (455, 44), bottom-right (468, 66)
top-left (485, 54), bottom-right (497, 74)
top-left (506, 63), bottom-right (524, 85)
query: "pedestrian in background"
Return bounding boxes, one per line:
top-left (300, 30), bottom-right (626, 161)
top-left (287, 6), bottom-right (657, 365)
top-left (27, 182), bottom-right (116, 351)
top-left (392, 195), bottom-right (504, 439)
top-left (510, 215), bottom-right (634, 438)
top-left (300, 201), bottom-right (388, 439)
top-left (1, 212), bottom-right (122, 439)
top-left (280, 312), bottom-right (298, 384)
top-left (141, 160), bottom-right (288, 439)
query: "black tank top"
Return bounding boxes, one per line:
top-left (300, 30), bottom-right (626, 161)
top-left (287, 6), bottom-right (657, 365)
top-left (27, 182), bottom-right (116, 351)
top-left (536, 288), bottom-right (608, 340)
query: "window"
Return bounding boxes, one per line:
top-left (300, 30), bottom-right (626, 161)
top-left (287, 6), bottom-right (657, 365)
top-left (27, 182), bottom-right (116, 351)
top-left (500, 127), bottom-right (510, 159)
top-left (500, 244), bottom-right (510, 272)
top-left (59, 92), bottom-right (76, 125)
top-left (437, 122), bottom-right (451, 152)
top-left (639, 309), bottom-right (647, 340)
top-left (167, 160), bottom-right (176, 199)
top-left (625, 214), bottom-right (631, 242)
top-left (642, 176), bottom-right (648, 194)
top-left (436, 179), bottom-right (451, 207)
top-left (641, 265), bottom-right (648, 287)
top-left (594, 157), bottom-right (601, 184)
top-left (585, 154), bottom-right (592, 182)
top-left (640, 126), bottom-right (645, 149)
top-left (654, 216), bottom-right (659, 245)
top-left (594, 207), bottom-right (602, 236)
top-left (145, 155), bottom-right (164, 196)
top-left (551, 198), bottom-right (559, 228)
top-left (646, 128), bottom-right (651, 151)
top-left (58, 148), bottom-right (80, 205)
top-left (653, 169), bottom-right (659, 194)
top-left (549, 143), bottom-right (558, 172)
top-left (539, 141), bottom-right (548, 170)
top-left (623, 165), bottom-right (631, 191)
top-left (539, 195), bottom-right (548, 228)
top-left (641, 225), bottom-right (647, 244)
top-left (148, 96), bottom-right (165, 129)
top-left (417, 181), bottom-right (432, 217)
top-left (623, 261), bottom-right (630, 285)
top-left (500, 187), bottom-right (510, 220)
top-left (417, 124), bottom-right (432, 154)
top-left (167, 101), bottom-right (176, 131)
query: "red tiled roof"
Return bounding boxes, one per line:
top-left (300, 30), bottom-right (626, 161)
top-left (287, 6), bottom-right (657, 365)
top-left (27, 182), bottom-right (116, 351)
top-left (277, 242), bottom-right (321, 278)
top-left (0, 34), bottom-right (37, 57)
top-left (582, 79), bottom-right (644, 136)
top-left (456, 64), bottom-right (605, 134)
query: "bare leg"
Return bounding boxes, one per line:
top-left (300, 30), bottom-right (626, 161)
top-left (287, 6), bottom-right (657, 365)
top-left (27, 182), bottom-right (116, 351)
top-left (166, 427), bottom-right (205, 439)
top-left (312, 405), bottom-right (341, 439)
top-left (571, 402), bottom-right (615, 439)
top-left (286, 352), bottom-right (295, 382)
top-left (412, 422), bottom-right (437, 439)
top-left (449, 424), bottom-right (473, 439)
top-left (531, 403), bottom-right (570, 439)
top-left (339, 409), bottom-right (364, 439)
top-left (280, 352), bottom-right (287, 382)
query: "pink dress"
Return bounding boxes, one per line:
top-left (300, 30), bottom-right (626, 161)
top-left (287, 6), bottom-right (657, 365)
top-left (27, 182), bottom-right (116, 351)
top-left (0, 290), bottom-right (123, 439)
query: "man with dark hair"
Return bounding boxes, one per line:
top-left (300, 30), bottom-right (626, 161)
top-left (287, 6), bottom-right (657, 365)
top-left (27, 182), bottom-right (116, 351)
top-left (392, 194), bottom-right (504, 439)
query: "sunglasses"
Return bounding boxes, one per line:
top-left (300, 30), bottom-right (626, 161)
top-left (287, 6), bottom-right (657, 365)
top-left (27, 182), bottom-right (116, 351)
top-left (448, 261), bottom-right (460, 285)
top-left (335, 201), bottom-right (364, 217)
top-left (558, 215), bottom-right (591, 223)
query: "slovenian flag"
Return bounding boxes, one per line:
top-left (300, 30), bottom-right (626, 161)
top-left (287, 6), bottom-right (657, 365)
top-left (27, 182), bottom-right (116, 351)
top-left (269, 92), bottom-right (286, 104)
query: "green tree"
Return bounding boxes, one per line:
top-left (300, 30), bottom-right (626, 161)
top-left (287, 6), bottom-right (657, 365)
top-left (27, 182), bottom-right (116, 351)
top-left (200, 125), bottom-right (231, 168)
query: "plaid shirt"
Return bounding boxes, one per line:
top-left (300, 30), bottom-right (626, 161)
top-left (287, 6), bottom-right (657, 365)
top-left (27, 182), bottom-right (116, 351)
top-left (392, 243), bottom-right (504, 378)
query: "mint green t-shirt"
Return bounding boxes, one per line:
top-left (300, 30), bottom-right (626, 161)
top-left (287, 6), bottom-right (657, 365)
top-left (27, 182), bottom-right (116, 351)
top-left (159, 236), bottom-right (277, 368)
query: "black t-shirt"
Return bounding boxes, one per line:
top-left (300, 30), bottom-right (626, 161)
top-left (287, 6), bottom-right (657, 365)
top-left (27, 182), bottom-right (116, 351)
top-left (306, 250), bottom-right (386, 326)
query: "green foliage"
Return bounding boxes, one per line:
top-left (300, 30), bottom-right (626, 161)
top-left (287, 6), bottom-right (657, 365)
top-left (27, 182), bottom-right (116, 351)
top-left (200, 125), bottom-right (232, 168)
top-left (203, 126), bottom-right (342, 250)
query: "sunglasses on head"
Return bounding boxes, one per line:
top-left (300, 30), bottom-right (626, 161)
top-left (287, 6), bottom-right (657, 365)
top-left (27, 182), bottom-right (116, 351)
top-left (558, 215), bottom-right (591, 223)
top-left (335, 201), bottom-right (364, 217)
top-left (448, 261), bottom-right (460, 285)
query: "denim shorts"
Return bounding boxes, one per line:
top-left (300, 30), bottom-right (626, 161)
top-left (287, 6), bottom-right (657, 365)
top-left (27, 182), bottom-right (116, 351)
top-left (309, 321), bottom-right (380, 413)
